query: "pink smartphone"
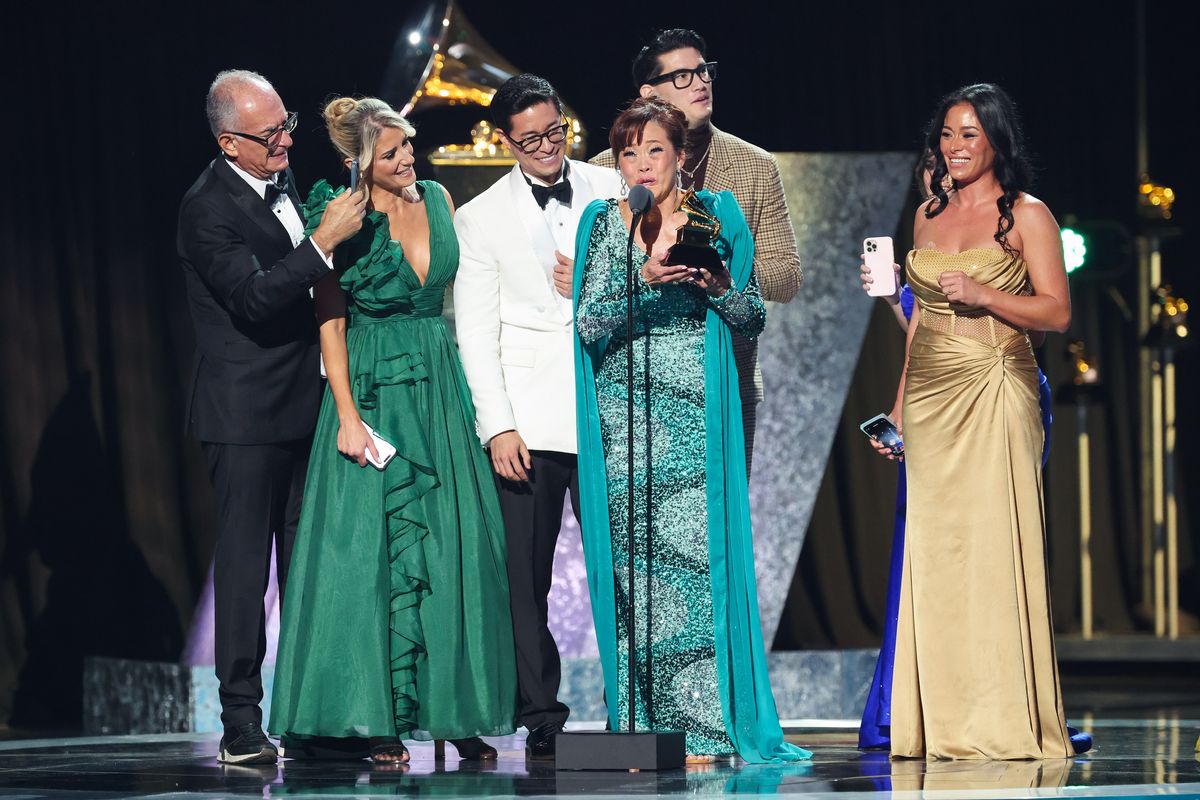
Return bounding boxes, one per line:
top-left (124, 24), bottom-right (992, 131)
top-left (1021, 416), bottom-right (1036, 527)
top-left (864, 236), bottom-right (897, 297)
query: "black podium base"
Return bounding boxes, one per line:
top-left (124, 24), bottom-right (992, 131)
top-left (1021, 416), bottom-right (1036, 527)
top-left (555, 730), bottom-right (687, 771)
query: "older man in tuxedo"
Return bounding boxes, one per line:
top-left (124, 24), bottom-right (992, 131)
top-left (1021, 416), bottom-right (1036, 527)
top-left (591, 28), bottom-right (802, 474)
top-left (453, 74), bottom-right (620, 760)
top-left (178, 69), bottom-right (364, 764)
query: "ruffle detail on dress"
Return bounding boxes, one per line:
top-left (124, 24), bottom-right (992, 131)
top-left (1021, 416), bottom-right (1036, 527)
top-left (347, 325), bottom-right (441, 735)
top-left (384, 443), bottom-right (438, 736)
top-left (305, 180), bottom-right (444, 318)
top-left (350, 346), bottom-right (428, 412)
top-left (302, 179), bottom-right (340, 237)
top-left (340, 214), bottom-right (434, 317)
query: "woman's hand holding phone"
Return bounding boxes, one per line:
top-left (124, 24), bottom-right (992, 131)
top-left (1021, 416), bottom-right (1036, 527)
top-left (337, 416), bottom-right (380, 468)
top-left (860, 254), bottom-right (902, 306)
top-left (861, 411), bottom-right (904, 462)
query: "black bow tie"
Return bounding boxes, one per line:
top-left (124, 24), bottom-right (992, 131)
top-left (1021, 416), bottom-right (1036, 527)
top-left (530, 178), bottom-right (572, 209)
top-left (265, 172), bottom-right (291, 205)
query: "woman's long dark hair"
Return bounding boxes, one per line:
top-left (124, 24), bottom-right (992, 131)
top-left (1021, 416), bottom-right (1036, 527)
top-left (922, 83), bottom-right (1033, 256)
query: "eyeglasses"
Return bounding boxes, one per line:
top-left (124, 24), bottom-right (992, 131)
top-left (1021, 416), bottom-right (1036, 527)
top-left (646, 62), bottom-right (718, 90)
top-left (506, 122), bottom-right (569, 154)
top-left (226, 111), bottom-right (299, 150)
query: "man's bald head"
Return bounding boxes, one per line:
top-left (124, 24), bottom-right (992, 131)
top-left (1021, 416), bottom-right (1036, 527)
top-left (206, 69), bottom-right (292, 179)
top-left (206, 69), bottom-right (275, 137)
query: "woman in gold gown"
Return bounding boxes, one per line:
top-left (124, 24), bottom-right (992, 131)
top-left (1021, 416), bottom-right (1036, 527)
top-left (885, 83), bottom-right (1073, 760)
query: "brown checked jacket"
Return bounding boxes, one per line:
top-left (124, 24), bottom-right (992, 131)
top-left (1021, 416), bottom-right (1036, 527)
top-left (590, 125), bottom-right (802, 472)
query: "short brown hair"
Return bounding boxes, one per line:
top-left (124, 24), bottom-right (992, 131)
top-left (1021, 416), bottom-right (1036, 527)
top-left (608, 97), bottom-right (687, 157)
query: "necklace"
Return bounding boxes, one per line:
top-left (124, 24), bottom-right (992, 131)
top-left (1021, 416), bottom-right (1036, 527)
top-left (680, 138), bottom-right (712, 184)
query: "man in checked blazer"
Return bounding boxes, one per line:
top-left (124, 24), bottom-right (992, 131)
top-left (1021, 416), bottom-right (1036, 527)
top-left (590, 28), bottom-right (802, 474)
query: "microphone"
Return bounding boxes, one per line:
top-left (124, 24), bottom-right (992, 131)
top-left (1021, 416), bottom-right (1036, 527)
top-left (627, 184), bottom-right (654, 217)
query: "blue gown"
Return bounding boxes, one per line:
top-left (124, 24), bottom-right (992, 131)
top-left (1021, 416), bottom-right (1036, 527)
top-left (857, 285), bottom-right (1053, 749)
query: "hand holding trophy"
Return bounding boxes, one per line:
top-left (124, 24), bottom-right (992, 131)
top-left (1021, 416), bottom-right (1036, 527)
top-left (664, 189), bottom-right (729, 295)
top-left (664, 189), bottom-right (726, 273)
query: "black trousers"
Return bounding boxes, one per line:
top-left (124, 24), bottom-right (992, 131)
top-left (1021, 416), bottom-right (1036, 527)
top-left (203, 438), bottom-right (309, 730)
top-left (495, 449), bottom-right (579, 731)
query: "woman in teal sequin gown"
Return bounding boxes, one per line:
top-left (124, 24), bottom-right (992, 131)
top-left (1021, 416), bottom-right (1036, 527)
top-left (269, 98), bottom-right (515, 763)
top-left (572, 98), bottom-right (809, 763)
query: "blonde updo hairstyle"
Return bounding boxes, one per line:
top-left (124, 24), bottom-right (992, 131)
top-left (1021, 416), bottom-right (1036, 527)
top-left (322, 96), bottom-right (416, 194)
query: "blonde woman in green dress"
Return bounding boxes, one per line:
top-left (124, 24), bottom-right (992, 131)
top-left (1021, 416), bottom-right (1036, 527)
top-left (269, 97), bottom-right (516, 764)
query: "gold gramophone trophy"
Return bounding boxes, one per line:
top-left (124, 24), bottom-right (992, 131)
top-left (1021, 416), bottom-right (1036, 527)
top-left (383, 0), bottom-right (587, 203)
top-left (664, 188), bottom-right (726, 273)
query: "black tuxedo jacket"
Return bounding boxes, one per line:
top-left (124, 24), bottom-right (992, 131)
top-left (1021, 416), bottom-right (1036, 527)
top-left (178, 157), bottom-right (330, 444)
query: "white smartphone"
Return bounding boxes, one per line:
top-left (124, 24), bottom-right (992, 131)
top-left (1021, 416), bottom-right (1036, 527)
top-left (863, 236), bottom-right (897, 297)
top-left (859, 413), bottom-right (904, 456)
top-left (359, 421), bottom-right (396, 470)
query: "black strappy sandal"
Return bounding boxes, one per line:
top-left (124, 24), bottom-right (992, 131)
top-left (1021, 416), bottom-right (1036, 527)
top-left (368, 737), bottom-right (410, 764)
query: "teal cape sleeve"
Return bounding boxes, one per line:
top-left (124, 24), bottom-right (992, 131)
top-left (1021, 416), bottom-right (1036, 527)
top-left (571, 193), bottom-right (810, 763)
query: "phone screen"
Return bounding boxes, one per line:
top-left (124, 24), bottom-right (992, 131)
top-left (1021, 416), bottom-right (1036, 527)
top-left (863, 417), bottom-right (904, 454)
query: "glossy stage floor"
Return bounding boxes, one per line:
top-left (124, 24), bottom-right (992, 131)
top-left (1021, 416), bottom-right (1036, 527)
top-left (2, 719), bottom-right (1198, 799)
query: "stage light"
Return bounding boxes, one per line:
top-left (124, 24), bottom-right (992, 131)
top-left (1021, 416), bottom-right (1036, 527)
top-left (1149, 285), bottom-right (1190, 343)
top-left (1057, 218), bottom-right (1133, 279)
top-left (1062, 227), bottom-right (1088, 273)
top-left (408, 30), bottom-right (422, 45)
top-left (1138, 175), bottom-right (1175, 220)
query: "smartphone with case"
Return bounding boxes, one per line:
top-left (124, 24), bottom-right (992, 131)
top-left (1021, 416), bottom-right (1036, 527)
top-left (860, 413), bottom-right (903, 455)
top-left (863, 236), bottom-right (897, 297)
top-left (359, 421), bottom-right (396, 470)
top-left (349, 159), bottom-right (360, 193)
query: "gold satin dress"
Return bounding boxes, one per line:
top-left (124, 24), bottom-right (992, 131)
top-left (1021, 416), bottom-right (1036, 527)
top-left (890, 248), bottom-right (1071, 760)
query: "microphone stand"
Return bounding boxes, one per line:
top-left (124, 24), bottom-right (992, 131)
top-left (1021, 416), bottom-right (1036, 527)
top-left (556, 192), bottom-right (685, 772)
top-left (624, 203), bottom-right (642, 736)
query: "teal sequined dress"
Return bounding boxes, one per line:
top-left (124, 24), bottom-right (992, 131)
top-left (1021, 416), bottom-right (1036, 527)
top-left (573, 195), bottom-right (808, 762)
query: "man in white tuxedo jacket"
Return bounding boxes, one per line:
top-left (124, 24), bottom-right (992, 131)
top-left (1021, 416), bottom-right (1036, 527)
top-left (454, 74), bottom-right (620, 760)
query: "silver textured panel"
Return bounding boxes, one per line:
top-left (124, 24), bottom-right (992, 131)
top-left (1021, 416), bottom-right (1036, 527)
top-left (750, 152), bottom-right (914, 646)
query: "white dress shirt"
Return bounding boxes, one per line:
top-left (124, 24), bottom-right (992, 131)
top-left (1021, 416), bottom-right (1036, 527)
top-left (522, 165), bottom-right (577, 257)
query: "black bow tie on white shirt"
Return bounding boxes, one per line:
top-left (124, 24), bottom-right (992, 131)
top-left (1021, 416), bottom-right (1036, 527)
top-left (265, 172), bottom-right (291, 205)
top-left (530, 178), bottom-right (572, 209)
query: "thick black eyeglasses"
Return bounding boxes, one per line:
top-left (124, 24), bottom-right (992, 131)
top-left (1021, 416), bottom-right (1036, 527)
top-left (507, 122), bottom-right (569, 154)
top-left (646, 61), bottom-right (718, 90)
top-left (227, 111), bottom-right (299, 149)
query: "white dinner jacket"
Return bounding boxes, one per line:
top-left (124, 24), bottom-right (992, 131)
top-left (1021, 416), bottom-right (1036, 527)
top-left (454, 159), bottom-right (622, 454)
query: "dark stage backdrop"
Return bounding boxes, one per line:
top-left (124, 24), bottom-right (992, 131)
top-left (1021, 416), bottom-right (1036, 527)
top-left (0, 1), bottom-right (1195, 727)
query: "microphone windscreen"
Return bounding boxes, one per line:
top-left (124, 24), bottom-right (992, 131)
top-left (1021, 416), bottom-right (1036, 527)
top-left (627, 184), bottom-right (654, 215)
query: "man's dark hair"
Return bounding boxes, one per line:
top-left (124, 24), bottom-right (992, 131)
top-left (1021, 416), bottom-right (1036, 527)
top-left (490, 74), bottom-right (563, 132)
top-left (631, 29), bottom-right (708, 90)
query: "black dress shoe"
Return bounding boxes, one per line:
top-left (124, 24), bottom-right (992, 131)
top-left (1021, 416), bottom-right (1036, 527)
top-left (525, 722), bottom-right (562, 761)
top-left (219, 722), bottom-right (278, 764)
top-left (278, 735), bottom-right (369, 761)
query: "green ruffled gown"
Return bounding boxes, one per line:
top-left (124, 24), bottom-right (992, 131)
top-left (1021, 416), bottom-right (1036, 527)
top-left (269, 180), bottom-right (516, 742)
